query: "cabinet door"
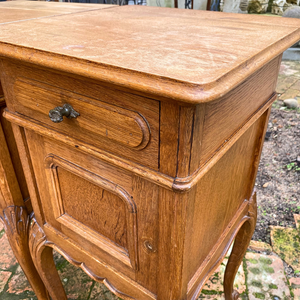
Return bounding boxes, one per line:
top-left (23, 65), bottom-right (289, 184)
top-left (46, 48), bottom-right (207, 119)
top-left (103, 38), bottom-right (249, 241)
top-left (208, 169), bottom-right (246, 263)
top-left (25, 129), bottom-right (138, 273)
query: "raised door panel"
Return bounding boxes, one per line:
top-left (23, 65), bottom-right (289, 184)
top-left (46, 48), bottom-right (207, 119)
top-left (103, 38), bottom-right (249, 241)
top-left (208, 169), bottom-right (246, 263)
top-left (24, 129), bottom-right (139, 274)
top-left (56, 167), bottom-right (128, 249)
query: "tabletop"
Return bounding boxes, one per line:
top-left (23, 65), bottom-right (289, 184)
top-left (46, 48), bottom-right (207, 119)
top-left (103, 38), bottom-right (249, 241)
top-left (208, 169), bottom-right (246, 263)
top-left (0, 1), bottom-right (114, 24)
top-left (0, 3), bottom-right (300, 103)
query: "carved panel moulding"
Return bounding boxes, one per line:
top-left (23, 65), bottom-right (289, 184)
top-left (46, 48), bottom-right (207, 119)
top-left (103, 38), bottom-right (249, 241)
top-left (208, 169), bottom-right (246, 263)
top-left (44, 155), bottom-right (138, 270)
top-left (14, 79), bottom-right (151, 150)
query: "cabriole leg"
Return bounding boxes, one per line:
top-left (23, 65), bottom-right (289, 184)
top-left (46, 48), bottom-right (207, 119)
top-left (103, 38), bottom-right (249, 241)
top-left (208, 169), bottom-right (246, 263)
top-left (0, 206), bottom-right (50, 300)
top-left (223, 192), bottom-right (257, 300)
top-left (29, 217), bottom-right (68, 300)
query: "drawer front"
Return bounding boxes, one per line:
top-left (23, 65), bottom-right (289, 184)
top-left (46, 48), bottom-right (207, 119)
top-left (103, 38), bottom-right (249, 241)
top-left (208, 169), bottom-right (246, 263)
top-left (15, 79), bottom-right (150, 150)
top-left (8, 64), bottom-right (159, 169)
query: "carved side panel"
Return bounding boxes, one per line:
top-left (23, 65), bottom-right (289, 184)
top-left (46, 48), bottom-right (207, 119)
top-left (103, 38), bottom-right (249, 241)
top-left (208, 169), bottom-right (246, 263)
top-left (184, 112), bottom-right (267, 282)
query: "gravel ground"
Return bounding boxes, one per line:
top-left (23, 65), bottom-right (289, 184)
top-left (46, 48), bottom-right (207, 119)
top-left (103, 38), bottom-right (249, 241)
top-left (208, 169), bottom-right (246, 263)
top-left (253, 100), bottom-right (300, 244)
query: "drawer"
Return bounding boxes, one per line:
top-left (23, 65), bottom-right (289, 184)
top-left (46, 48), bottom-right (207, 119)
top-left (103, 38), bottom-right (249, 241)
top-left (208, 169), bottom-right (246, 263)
top-left (12, 77), bottom-right (159, 169)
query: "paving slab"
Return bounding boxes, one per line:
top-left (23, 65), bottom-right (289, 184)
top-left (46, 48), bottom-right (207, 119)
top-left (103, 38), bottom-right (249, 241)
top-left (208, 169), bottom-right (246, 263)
top-left (7, 265), bottom-right (34, 295)
top-left (276, 76), bottom-right (299, 94)
top-left (279, 62), bottom-right (300, 77)
top-left (245, 252), bottom-right (291, 300)
top-left (283, 61), bottom-right (300, 71)
top-left (199, 265), bottom-right (224, 299)
top-left (53, 250), bottom-right (94, 300)
top-left (0, 231), bottom-right (17, 270)
top-left (289, 79), bottom-right (300, 91)
top-left (279, 89), bottom-right (300, 100)
top-left (270, 226), bottom-right (300, 273)
top-left (199, 258), bottom-right (246, 299)
top-left (0, 270), bottom-right (12, 293)
top-left (294, 214), bottom-right (300, 229)
top-left (249, 241), bottom-right (272, 253)
top-left (290, 277), bottom-right (300, 300)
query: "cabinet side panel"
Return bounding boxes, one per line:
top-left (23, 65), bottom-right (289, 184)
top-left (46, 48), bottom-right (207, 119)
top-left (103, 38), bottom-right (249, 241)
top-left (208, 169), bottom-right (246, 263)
top-left (190, 55), bottom-right (281, 173)
top-left (186, 111), bottom-right (269, 281)
top-left (0, 119), bottom-right (23, 208)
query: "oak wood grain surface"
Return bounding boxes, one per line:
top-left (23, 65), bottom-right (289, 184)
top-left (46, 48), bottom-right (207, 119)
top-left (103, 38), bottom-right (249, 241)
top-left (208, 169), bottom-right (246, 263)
top-left (0, 1), bottom-right (114, 24)
top-left (0, 1), bottom-right (112, 11)
top-left (0, 3), bottom-right (300, 300)
top-left (0, 5), bottom-right (299, 103)
top-left (1, 60), bottom-right (159, 170)
top-left (0, 2), bottom-right (116, 210)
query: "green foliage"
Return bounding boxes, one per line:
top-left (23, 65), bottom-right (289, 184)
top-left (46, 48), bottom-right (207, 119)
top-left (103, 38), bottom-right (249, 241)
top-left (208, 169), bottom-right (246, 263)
top-left (286, 162), bottom-right (300, 171)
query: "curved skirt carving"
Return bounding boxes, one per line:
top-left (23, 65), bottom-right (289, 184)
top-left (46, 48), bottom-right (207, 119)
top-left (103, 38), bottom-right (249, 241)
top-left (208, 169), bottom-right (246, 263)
top-left (29, 218), bottom-right (137, 300)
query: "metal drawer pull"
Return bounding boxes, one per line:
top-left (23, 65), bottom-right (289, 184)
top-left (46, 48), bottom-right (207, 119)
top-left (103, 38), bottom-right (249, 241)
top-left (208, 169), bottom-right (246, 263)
top-left (49, 103), bottom-right (80, 123)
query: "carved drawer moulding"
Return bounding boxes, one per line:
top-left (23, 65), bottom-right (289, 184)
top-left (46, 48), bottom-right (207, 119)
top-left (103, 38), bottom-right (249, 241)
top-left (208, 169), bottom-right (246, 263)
top-left (14, 78), bottom-right (151, 150)
top-left (44, 154), bottom-right (138, 270)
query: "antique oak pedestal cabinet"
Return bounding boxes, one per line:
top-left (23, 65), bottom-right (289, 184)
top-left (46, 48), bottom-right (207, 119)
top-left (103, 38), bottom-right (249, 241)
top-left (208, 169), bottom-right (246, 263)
top-left (0, 3), bottom-right (300, 299)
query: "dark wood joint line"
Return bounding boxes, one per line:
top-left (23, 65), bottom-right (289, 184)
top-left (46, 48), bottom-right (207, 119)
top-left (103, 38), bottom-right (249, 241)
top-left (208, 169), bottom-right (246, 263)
top-left (0, 96), bottom-right (5, 108)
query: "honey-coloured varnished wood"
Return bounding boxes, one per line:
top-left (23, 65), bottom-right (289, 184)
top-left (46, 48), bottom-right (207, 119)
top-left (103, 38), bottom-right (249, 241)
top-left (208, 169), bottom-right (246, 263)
top-left (0, 207), bottom-right (50, 300)
top-left (0, 2), bottom-right (300, 300)
top-left (0, 6), bottom-right (299, 103)
top-left (29, 217), bottom-right (67, 300)
top-left (0, 92), bottom-right (49, 299)
top-left (224, 192), bottom-right (257, 300)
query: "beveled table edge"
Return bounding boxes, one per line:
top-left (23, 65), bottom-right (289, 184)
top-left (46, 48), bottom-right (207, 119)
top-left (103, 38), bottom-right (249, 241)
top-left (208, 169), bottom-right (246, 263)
top-left (0, 26), bottom-right (299, 104)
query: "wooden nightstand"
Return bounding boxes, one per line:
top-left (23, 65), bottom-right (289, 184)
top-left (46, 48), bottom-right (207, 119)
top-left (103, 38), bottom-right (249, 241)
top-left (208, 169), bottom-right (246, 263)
top-left (0, 4), bottom-right (299, 300)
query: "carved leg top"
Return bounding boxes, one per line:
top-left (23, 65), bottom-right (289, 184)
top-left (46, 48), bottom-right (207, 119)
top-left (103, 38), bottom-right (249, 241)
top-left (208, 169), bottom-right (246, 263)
top-left (0, 206), bottom-right (50, 300)
top-left (1, 206), bottom-right (29, 242)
